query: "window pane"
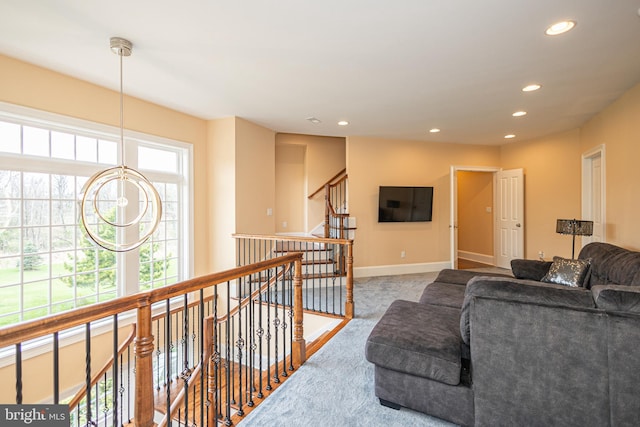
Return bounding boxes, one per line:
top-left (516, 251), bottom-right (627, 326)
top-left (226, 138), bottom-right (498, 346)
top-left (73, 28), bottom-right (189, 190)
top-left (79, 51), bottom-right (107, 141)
top-left (51, 131), bottom-right (75, 160)
top-left (0, 200), bottom-right (21, 228)
top-left (51, 175), bottom-right (76, 200)
top-left (0, 170), bottom-right (21, 198)
top-left (76, 136), bottom-right (97, 162)
top-left (0, 228), bottom-right (20, 255)
top-left (23, 172), bottom-right (50, 199)
top-left (0, 284), bottom-right (20, 326)
top-left (23, 280), bottom-right (49, 310)
top-left (138, 146), bottom-right (178, 172)
top-left (52, 225), bottom-right (75, 250)
top-left (0, 257), bottom-right (21, 286)
top-left (98, 139), bottom-right (118, 165)
top-left (23, 201), bottom-right (50, 226)
top-left (23, 126), bottom-right (50, 157)
top-left (0, 121), bottom-right (21, 153)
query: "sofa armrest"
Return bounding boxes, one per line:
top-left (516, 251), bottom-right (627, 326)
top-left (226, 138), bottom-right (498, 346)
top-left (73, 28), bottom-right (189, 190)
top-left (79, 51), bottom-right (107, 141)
top-left (510, 259), bottom-right (553, 281)
top-left (592, 284), bottom-right (640, 313)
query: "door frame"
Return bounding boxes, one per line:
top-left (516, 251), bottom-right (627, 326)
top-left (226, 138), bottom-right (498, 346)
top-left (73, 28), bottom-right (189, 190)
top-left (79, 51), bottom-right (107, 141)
top-left (450, 165), bottom-right (501, 268)
top-left (581, 144), bottom-right (606, 244)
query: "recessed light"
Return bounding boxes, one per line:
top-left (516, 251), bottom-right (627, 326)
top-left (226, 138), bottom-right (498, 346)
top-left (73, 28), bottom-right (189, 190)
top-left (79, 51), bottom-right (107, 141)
top-left (504, 134), bottom-right (516, 139)
top-left (338, 120), bottom-right (349, 126)
top-left (429, 128), bottom-right (441, 133)
top-left (545, 20), bottom-right (576, 36)
top-left (306, 117), bottom-right (321, 124)
top-left (512, 111), bottom-right (527, 117)
top-left (522, 84), bottom-right (542, 92)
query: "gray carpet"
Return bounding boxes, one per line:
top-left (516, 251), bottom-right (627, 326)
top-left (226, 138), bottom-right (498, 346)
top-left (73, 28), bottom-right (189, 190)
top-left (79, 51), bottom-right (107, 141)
top-left (239, 270), bottom-right (498, 427)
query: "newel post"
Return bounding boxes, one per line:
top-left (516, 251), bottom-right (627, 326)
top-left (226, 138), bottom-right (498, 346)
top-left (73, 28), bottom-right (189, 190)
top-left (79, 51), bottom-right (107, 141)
top-left (134, 299), bottom-right (156, 427)
top-left (346, 241), bottom-right (354, 319)
top-left (292, 257), bottom-right (306, 366)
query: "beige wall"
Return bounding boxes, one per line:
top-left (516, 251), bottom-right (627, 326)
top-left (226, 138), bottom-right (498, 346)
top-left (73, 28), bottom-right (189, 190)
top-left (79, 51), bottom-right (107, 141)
top-left (500, 129), bottom-right (583, 260)
top-left (275, 143), bottom-right (306, 232)
top-left (207, 117), bottom-right (237, 271)
top-left (580, 83), bottom-right (640, 250)
top-left (457, 171), bottom-right (493, 258)
top-left (235, 118), bottom-right (276, 235)
top-left (275, 134), bottom-right (346, 233)
top-left (347, 136), bottom-right (501, 269)
top-left (0, 54), bottom-right (212, 275)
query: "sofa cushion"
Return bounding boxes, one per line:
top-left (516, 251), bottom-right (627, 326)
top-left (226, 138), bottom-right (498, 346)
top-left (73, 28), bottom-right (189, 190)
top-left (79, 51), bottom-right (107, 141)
top-left (592, 285), bottom-right (640, 314)
top-left (419, 281), bottom-right (467, 308)
top-left (460, 276), bottom-right (596, 345)
top-left (511, 259), bottom-right (553, 281)
top-left (541, 256), bottom-right (591, 287)
top-left (365, 300), bottom-right (463, 386)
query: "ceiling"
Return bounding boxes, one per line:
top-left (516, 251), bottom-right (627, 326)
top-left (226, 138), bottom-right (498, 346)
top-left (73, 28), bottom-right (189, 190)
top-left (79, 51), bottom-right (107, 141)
top-left (1, 0), bottom-right (639, 145)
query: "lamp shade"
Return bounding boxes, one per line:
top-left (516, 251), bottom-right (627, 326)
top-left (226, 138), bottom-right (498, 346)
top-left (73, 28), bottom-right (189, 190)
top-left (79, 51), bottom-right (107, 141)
top-left (556, 219), bottom-right (594, 236)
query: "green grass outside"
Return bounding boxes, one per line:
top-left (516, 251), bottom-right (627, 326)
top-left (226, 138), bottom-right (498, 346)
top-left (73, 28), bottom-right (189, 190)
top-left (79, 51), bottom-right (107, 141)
top-left (0, 261), bottom-right (176, 327)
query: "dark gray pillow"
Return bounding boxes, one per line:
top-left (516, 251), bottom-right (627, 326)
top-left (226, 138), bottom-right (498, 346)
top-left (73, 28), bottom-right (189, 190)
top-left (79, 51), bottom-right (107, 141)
top-left (511, 259), bottom-right (553, 281)
top-left (541, 256), bottom-right (591, 287)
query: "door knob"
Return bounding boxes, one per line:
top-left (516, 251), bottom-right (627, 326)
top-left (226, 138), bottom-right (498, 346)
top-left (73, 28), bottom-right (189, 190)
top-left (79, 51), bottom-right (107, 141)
top-left (516, 223), bottom-right (521, 227)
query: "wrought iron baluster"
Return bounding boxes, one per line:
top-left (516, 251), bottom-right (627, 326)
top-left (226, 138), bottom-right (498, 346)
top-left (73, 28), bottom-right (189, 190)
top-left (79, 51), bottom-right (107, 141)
top-left (224, 280), bottom-right (232, 426)
top-left (85, 323), bottom-right (92, 424)
top-left (15, 343), bottom-right (22, 404)
top-left (181, 295), bottom-right (192, 427)
top-left (53, 332), bottom-right (59, 404)
top-left (288, 265), bottom-right (295, 372)
top-left (112, 314), bottom-right (119, 426)
top-left (199, 289), bottom-right (205, 427)
top-left (236, 276), bottom-right (245, 416)
top-left (165, 298), bottom-right (172, 426)
top-left (281, 266), bottom-right (289, 378)
top-left (273, 264), bottom-right (281, 384)
top-left (256, 270), bottom-right (264, 399)
top-left (119, 353), bottom-right (124, 427)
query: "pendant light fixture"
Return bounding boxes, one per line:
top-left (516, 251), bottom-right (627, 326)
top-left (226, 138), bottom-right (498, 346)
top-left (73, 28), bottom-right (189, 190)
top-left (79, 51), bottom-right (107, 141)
top-left (79, 37), bottom-right (162, 252)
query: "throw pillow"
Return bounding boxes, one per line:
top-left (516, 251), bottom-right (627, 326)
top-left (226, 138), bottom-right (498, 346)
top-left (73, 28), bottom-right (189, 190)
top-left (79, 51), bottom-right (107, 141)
top-left (511, 259), bottom-right (553, 281)
top-left (541, 256), bottom-right (591, 287)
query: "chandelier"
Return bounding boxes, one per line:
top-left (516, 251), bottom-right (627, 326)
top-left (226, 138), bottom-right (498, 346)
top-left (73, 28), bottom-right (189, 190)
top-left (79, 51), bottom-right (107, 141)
top-left (79, 37), bottom-right (162, 252)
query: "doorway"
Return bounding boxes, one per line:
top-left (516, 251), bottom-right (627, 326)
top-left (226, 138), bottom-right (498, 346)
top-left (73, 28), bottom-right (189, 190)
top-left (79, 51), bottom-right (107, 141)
top-left (450, 166), bottom-right (524, 269)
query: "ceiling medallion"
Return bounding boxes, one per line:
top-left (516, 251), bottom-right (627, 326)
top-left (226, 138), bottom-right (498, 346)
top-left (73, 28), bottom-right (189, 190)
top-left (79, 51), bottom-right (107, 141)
top-left (79, 37), bottom-right (162, 252)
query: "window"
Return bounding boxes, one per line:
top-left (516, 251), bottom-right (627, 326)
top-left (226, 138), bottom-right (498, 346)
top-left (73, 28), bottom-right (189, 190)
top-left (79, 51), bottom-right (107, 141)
top-left (0, 104), bottom-right (193, 326)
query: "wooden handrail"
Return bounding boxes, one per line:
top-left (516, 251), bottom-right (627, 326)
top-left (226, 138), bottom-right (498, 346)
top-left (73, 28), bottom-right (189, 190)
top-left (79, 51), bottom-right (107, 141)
top-left (0, 253), bottom-right (302, 348)
top-left (308, 168), bottom-right (346, 199)
top-left (233, 233), bottom-right (352, 246)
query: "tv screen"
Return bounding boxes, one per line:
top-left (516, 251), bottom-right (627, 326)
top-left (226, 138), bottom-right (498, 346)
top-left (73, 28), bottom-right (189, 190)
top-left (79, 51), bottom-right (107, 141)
top-left (378, 186), bottom-right (433, 222)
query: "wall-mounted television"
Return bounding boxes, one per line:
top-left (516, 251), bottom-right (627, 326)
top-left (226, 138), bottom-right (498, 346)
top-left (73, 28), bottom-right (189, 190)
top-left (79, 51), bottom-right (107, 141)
top-left (378, 186), bottom-right (434, 222)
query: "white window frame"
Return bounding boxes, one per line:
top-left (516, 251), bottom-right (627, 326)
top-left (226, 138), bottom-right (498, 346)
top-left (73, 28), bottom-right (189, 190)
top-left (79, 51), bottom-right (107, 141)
top-left (0, 101), bottom-right (194, 327)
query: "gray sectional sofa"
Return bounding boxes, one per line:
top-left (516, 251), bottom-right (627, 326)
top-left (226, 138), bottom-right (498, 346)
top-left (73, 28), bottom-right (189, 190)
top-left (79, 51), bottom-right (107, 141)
top-left (365, 242), bottom-right (640, 426)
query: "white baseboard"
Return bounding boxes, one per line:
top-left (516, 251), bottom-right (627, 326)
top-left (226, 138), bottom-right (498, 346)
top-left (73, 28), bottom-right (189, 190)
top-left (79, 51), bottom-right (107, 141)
top-left (354, 261), bottom-right (451, 278)
top-left (457, 250), bottom-right (494, 265)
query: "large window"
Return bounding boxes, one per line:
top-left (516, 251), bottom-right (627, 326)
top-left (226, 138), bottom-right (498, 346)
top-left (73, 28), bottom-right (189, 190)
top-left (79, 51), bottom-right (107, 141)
top-left (0, 104), bottom-right (192, 326)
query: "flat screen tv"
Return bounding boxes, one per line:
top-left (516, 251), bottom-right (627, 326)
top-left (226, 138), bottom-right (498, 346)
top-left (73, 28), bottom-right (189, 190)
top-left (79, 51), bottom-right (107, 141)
top-left (378, 186), bottom-right (434, 222)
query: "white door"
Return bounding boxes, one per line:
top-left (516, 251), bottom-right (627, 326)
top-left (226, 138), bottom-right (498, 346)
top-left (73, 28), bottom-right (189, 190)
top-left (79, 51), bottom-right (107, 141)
top-left (497, 168), bottom-right (524, 268)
